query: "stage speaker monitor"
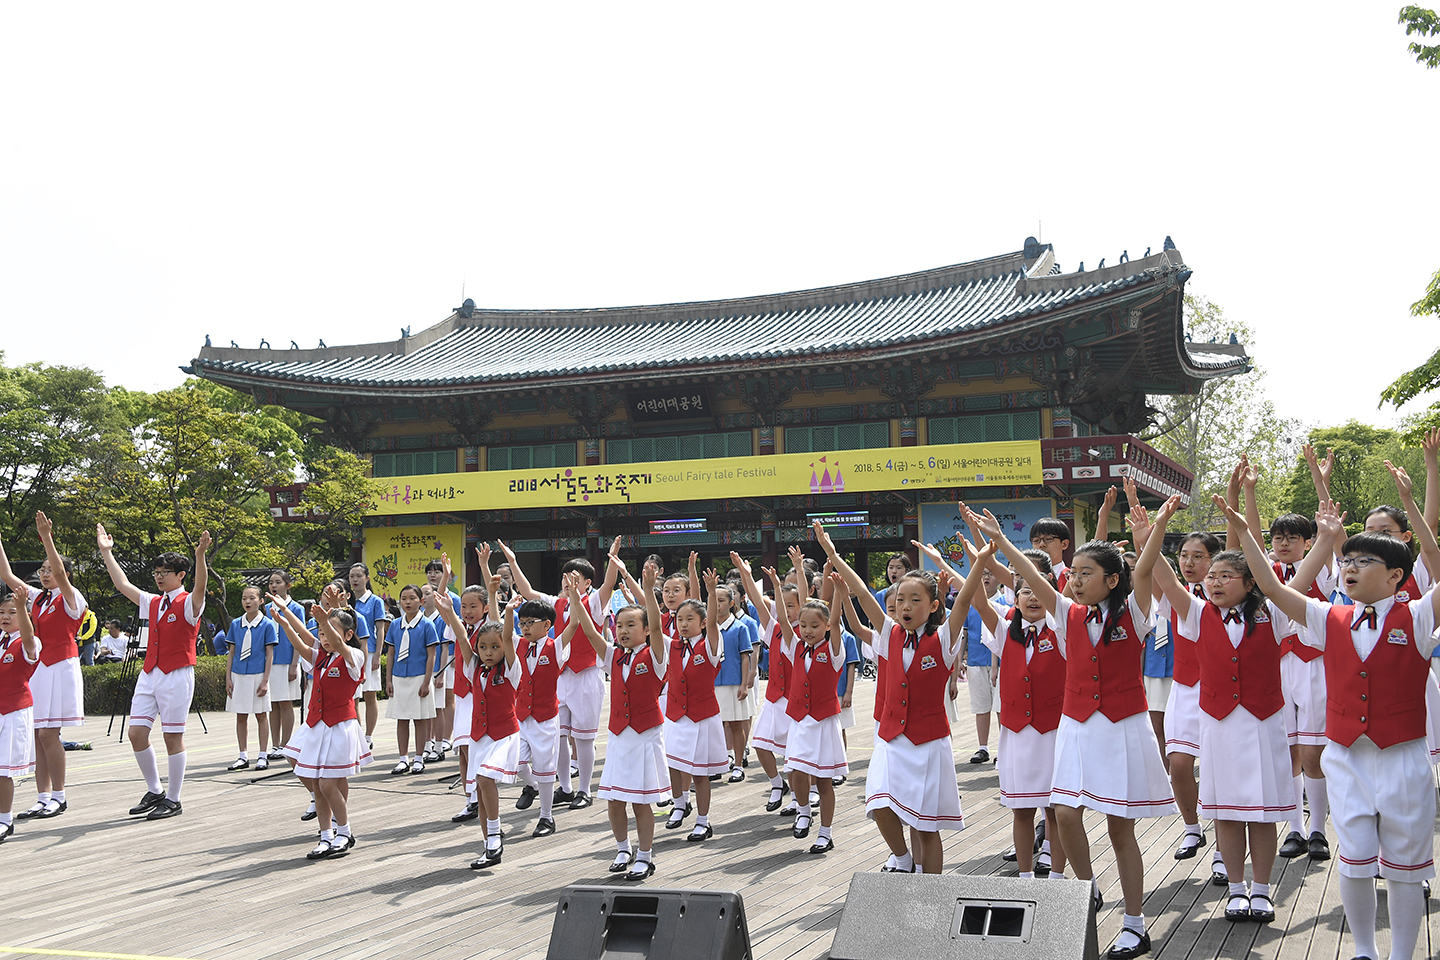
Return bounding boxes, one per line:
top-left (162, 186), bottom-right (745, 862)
top-left (830, 873), bottom-right (1097, 960)
top-left (547, 885), bottom-right (752, 960)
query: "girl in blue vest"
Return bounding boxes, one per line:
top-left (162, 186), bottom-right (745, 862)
top-left (969, 499), bottom-right (1177, 960)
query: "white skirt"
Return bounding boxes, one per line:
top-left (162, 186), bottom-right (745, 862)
top-left (840, 705), bottom-right (856, 729)
top-left (865, 733), bottom-right (965, 832)
top-left (784, 713), bottom-right (848, 778)
top-left (1162, 680), bottom-right (1200, 757)
top-left (226, 672), bottom-right (271, 714)
top-left (269, 669), bottom-right (302, 702)
top-left (597, 724), bottom-right (671, 804)
top-left (664, 714), bottom-right (730, 776)
top-left (1281, 654), bottom-right (1327, 746)
top-left (1425, 672), bottom-right (1440, 765)
top-left (1144, 676), bottom-right (1172, 712)
top-left (1199, 706), bottom-right (1296, 822)
top-left (282, 718), bottom-right (372, 779)
top-left (1050, 711), bottom-right (1176, 819)
top-left (361, 657), bottom-right (382, 693)
top-left (752, 696), bottom-right (791, 754)
top-left (387, 674), bottom-right (436, 720)
top-left (716, 684), bottom-right (757, 722)
top-left (30, 658), bottom-right (83, 728)
top-left (0, 707), bottom-right (35, 778)
top-left (451, 693), bottom-right (473, 746)
top-left (557, 666), bottom-right (605, 740)
top-left (997, 724), bottom-right (1058, 809)
top-left (519, 715), bottom-right (561, 780)
top-left (466, 731), bottom-right (520, 786)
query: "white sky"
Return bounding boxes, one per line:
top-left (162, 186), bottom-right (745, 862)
top-left (3, 3), bottom-right (1436, 432)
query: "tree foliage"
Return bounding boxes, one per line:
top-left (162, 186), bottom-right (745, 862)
top-left (1400, 5), bottom-right (1440, 68)
top-left (1379, 268), bottom-right (1440, 438)
top-left (1143, 296), bottom-right (1300, 532)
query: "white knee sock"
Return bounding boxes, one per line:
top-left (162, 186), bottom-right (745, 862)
top-left (539, 785), bottom-right (554, 819)
top-left (575, 738), bottom-right (597, 795)
top-left (556, 738), bottom-right (572, 791)
top-left (1386, 880), bottom-right (1425, 960)
top-left (166, 752), bottom-right (187, 801)
top-left (135, 746), bottom-right (162, 794)
top-left (1303, 775), bottom-right (1328, 837)
top-left (520, 765), bottom-right (539, 788)
top-left (1289, 774), bottom-right (1305, 835)
top-left (1339, 875), bottom-right (1378, 960)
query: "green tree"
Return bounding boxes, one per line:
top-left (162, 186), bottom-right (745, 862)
top-left (1283, 421), bottom-right (1426, 532)
top-left (1400, 5), bottom-right (1440, 68)
top-left (1142, 296), bottom-right (1300, 531)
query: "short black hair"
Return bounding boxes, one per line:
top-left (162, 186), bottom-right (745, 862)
top-left (519, 599), bottom-right (556, 624)
top-left (562, 558), bottom-right (596, 581)
top-left (1269, 513), bottom-right (1315, 541)
top-left (153, 552), bottom-right (191, 576)
top-left (1341, 533), bottom-right (1414, 587)
top-left (1179, 531), bottom-right (1223, 557)
top-left (1029, 517), bottom-right (1070, 541)
top-left (424, 559), bottom-right (445, 574)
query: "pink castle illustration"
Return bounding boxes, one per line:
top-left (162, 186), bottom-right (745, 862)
top-left (810, 457), bottom-right (846, 494)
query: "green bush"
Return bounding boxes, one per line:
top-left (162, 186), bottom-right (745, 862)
top-left (81, 653), bottom-right (394, 714)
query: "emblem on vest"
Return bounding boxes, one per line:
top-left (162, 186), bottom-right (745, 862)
top-left (1254, 611), bottom-right (1270, 623)
top-left (1, 653), bottom-right (12, 663)
top-left (634, 662), bottom-right (649, 675)
top-left (327, 666), bottom-right (341, 677)
top-left (166, 613), bottom-right (177, 623)
top-left (495, 674), bottom-right (506, 685)
top-left (693, 653), bottom-right (706, 666)
top-left (1387, 627), bottom-right (1410, 645)
top-left (1111, 625), bottom-right (1128, 641)
top-left (1037, 638), bottom-right (1054, 653)
top-left (920, 655), bottom-right (937, 670)
top-left (538, 655), bottom-right (550, 665)
top-left (1396, 590), bottom-right (1411, 603)
top-left (815, 652), bottom-right (828, 663)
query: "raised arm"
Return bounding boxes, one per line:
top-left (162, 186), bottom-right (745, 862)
top-left (1131, 498), bottom-right (1190, 620)
top-left (1423, 429), bottom-right (1440, 537)
top-left (1213, 494), bottom-right (1315, 624)
top-left (188, 531), bottom-right (211, 621)
top-left (703, 568), bottom-right (723, 659)
top-left (838, 586), bottom-right (872, 643)
top-left (1303, 443), bottom-right (1333, 503)
top-left (0, 531), bottom-right (24, 594)
top-left (1131, 496), bottom-right (1180, 620)
top-left (641, 566), bottom-right (667, 659)
top-left (1094, 485), bottom-right (1118, 542)
top-left (496, 540), bottom-right (541, 600)
top-left (13, 582), bottom-right (40, 661)
top-left (686, 551), bottom-right (700, 606)
top-left (950, 540), bottom-right (997, 642)
top-left (267, 589), bottom-right (320, 663)
top-left (966, 504), bottom-right (1061, 616)
top-left (476, 542), bottom-right (496, 589)
top-left (811, 522), bottom-right (886, 625)
top-left (729, 552), bottom-right (772, 621)
top-left (315, 585), bottom-right (364, 669)
top-left (95, 523), bottom-right (144, 604)
top-left (596, 537), bottom-right (623, 613)
top-left (1389, 460), bottom-right (1440, 590)
top-left (785, 546), bottom-right (809, 605)
top-left (826, 574), bottom-right (846, 655)
top-left (34, 512), bottom-right (81, 612)
top-left (435, 552), bottom-right (469, 657)
top-left (763, 567), bottom-right (798, 647)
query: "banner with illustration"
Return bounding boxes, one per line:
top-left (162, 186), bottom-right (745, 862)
top-left (362, 524), bottom-right (465, 601)
top-left (370, 440), bottom-right (1042, 516)
top-left (917, 499), bottom-right (1056, 578)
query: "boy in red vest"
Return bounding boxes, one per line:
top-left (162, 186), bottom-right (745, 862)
top-left (1221, 493), bottom-right (1437, 960)
top-left (97, 525), bottom-right (211, 821)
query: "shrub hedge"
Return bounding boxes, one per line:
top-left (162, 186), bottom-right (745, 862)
top-left (81, 655), bottom-right (393, 714)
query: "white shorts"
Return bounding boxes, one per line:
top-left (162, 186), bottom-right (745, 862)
top-left (1143, 676), bottom-right (1172, 712)
top-left (269, 668), bottom-right (302, 702)
top-left (1163, 680), bottom-right (1201, 757)
top-left (30, 658), bottom-right (83, 729)
top-left (226, 672), bottom-right (272, 715)
top-left (387, 674), bottom-right (436, 721)
top-left (1281, 654), bottom-right (1327, 746)
top-left (1322, 736), bottom-right (1435, 881)
top-left (716, 684), bottom-right (757, 722)
top-left (0, 707), bottom-right (35, 778)
top-left (967, 665), bottom-right (994, 714)
top-left (130, 666), bottom-right (195, 734)
top-left (556, 666), bottom-right (604, 740)
top-left (518, 714), bottom-right (561, 781)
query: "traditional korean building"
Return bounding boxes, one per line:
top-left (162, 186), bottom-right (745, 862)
top-left (189, 237), bottom-right (1248, 590)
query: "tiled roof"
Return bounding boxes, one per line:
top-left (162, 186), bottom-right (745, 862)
top-left (191, 244), bottom-right (1240, 396)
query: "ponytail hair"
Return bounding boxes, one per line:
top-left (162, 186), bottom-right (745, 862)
top-left (1208, 550), bottom-right (1264, 635)
top-left (1073, 540), bottom-right (1131, 645)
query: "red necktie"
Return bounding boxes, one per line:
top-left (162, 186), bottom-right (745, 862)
top-left (620, 649), bottom-right (634, 667)
top-left (161, 594), bottom-right (171, 613)
top-left (526, 641), bottom-right (538, 660)
top-left (1023, 626), bottom-right (1038, 645)
top-left (1352, 605), bottom-right (1377, 631)
top-left (1283, 564), bottom-right (1296, 582)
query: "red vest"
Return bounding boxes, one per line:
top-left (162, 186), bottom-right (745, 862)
top-left (764, 621), bottom-right (790, 704)
top-left (1062, 601), bottom-right (1148, 723)
top-left (30, 589), bottom-right (80, 665)
top-left (555, 593), bottom-right (601, 673)
top-left (1169, 587), bottom-right (1205, 686)
top-left (144, 591), bottom-right (199, 674)
top-left (666, 636), bottom-right (720, 722)
top-left (0, 634), bottom-right (38, 713)
top-left (470, 661), bottom-right (520, 741)
top-left (306, 652), bottom-right (361, 727)
top-left (873, 652), bottom-right (888, 722)
top-left (785, 640), bottom-right (842, 722)
top-left (608, 645), bottom-right (664, 734)
top-left (876, 626), bottom-right (951, 744)
top-left (997, 620), bottom-right (1065, 734)
top-left (452, 625), bottom-right (477, 700)
top-left (516, 638), bottom-right (561, 723)
top-left (1194, 604), bottom-right (1284, 721)
top-left (1274, 563), bottom-right (1326, 662)
top-left (1324, 601), bottom-right (1429, 748)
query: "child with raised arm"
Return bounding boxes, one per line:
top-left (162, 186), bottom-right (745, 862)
top-left (582, 565), bottom-right (669, 881)
top-left (97, 525), bottom-right (209, 821)
top-left (499, 568), bottom-right (569, 839)
top-left (268, 584), bottom-right (371, 859)
top-left (659, 568), bottom-right (728, 841)
top-left (265, 570), bottom-right (305, 760)
top-left (817, 522), bottom-right (966, 874)
top-left (1220, 490), bottom-right (1436, 960)
top-left (733, 551), bottom-right (804, 814)
top-left (434, 556), bottom-right (493, 825)
top-left (969, 499), bottom-right (1177, 960)
top-left (0, 591), bottom-right (41, 842)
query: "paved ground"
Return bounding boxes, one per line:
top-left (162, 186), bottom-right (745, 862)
top-left (1, 678), bottom-right (1435, 960)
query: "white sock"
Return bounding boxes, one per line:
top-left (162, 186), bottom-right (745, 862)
top-left (557, 738), bottom-right (573, 791)
top-left (1019, 871), bottom-right (1035, 879)
top-left (616, 839), bottom-right (631, 854)
top-left (52, 790), bottom-right (65, 804)
top-left (1251, 882), bottom-right (1270, 899)
top-left (36, 792), bottom-right (50, 804)
top-left (770, 775), bottom-right (784, 789)
top-left (238, 751), bottom-right (248, 760)
top-left (166, 751), bottom-right (187, 801)
top-left (818, 825), bottom-right (831, 840)
top-left (695, 814), bottom-right (709, 827)
top-left (486, 818), bottom-right (501, 851)
top-left (539, 785), bottom-right (555, 819)
top-left (1386, 879), bottom-right (1425, 960)
top-left (1042, 838), bottom-right (1052, 854)
top-left (320, 828), bottom-right (334, 842)
top-left (1339, 875), bottom-right (1378, 960)
top-left (135, 747), bottom-right (162, 794)
top-left (636, 848), bottom-right (652, 862)
top-left (575, 738), bottom-right (596, 795)
top-left (895, 851), bottom-right (914, 871)
top-left (336, 823), bottom-right (351, 837)
top-left (1050, 871), bottom-right (1066, 879)
top-left (797, 804), bottom-right (811, 820)
top-left (1183, 821), bottom-right (1202, 837)
top-left (1303, 775), bottom-right (1328, 837)
top-left (1229, 881), bottom-right (1248, 897)
top-left (1118, 914), bottom-right (1145, 946)
top-left (520, 765), bottom-right (539, 788)
top-left (1289, 774), bottom-right (1305, 835)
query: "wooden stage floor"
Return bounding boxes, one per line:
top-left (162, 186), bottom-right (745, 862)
top-left (2, 679), bottom-right (1435, 960)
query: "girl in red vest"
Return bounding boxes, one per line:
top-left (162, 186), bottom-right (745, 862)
top-left (1223, 490), bottom-right (1439, 960)
top-left (660, 570), bottom-right (728, 840)
top-left (734, 553), bottom-right (806, 814)
top-left (763, 566), bottom-right (847, 853)
top-left (0, 592), bottom-right (41, 843)
top-left (268, 584), bottom-right (371, 860)
top-left (969, 499), bottom-right (1177, 960)
top-left (579, 563), bottom-right (669, 880)
top-left (436, 578), bottom-right (492, 825)
top-left (818, 524), bottom-right (965, 875)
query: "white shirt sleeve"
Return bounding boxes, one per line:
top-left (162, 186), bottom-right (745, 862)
top-left (503, 655), bottom-right (523, 685)
top-left (1302, 597), bottom-right (1333, 651)
top-left (873, 616), bottom-right (897, 660)
top-left (1411, 588), bottom-right (1439, 658)
top-left (1052, 595), bottom-right (1075, 659)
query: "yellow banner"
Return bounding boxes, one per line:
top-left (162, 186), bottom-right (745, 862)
top-left (369, 441), bottom-right (1040, 515)
top-left (362, 524), bottom-right (465, 600)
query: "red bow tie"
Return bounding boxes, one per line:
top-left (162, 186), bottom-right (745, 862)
top-left (1223, 608), bottom-right (1243, 625)
top-left (903, 632), bottom-right (920, 650)
top-left (1352, 605), bottom-right (1377, 631)
top-left (1283, 564), bottom-right (1296, 582)
top-left (1023, 626), bottom-right (1039, 644)
top-left (1085, 606), bottom-right (1104, 624)
top-left (1191, 584), bottom-right (1206, 598)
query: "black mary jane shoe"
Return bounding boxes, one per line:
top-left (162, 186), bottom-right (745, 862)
top-left (808, 836), bottom-right (834, 854)
top-left (1224, 893), bottom-right (1252, 922)
top-left (329, 834), bottom-right (355, 859)
top-left (686, 824), bottom-right (713, 843)
top-left (227, 757), bottom-right (250, 772)
top-left (1248, 894), bottom-right (1275, 923)
top-left (625, 859), bottom-right (656, 881)
top-left (1173, 831), bottom-right (1206, 860)
top-left (306, 838), bottom-right (336, 861)
top-left (609, 852), bottom-right (635, 873)
top-left (1002, 846), bottom-right (1018, 862)
top-left (36, 800), bottom-right (68, 819)
top-left (451, 802), bottom-right (479, 823)
top-left (792, 816), bottom-right (811, 840)
top-left (1104, 932), bottom-right (1151, 960)
top-left (0, 821), bottom-right (13, 843)
top-left (569, 792), bottom-right (593, 810)
top-left (470, 844), bottom-right (503, 869)
top-left (764, 785), bottom-right (789, 813)
top-left (300, 806), bottom-right (319, 822)
top-left (1278, 830), bottom-right (1308, 858)
top-left (1210, 868), bottom-right (1228, 887)
top-left (552, 788), bottom-right (576, 805)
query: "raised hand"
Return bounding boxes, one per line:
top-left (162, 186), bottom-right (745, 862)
top-left (1101, 485), bottom-right (1118, 513)
top-left (1241, 456), bottom-right (1257, 491)
top-left (35, 511), bottom-right (55, 541)
top-left (96, 523), bottom-right (114, 552)
top-left (641, 564), bottom-right (657, 592)
top-left (703, 568), bottom-right (720, 595)
top-left (787, 544), bottom-right (806, 571)
top-left (1386, 459), bottom-right (1415, 501)
top-left (1212, 493), bottom-right (1246, 530)
top-left (762, 566), bottom-right (782, 591)
top-left (477, 542), bottom-right (491, 567)
top-left (440, 552), bottom-right (453, 580)
top-left (197, 530), bottom-right (212, 556)
top-left (811, 519), bottom-right (838, 556)
top-left (1424, 428), bottom-right (1440, 459)
top-left (729, 551), bottom-right (752, 576)
top-left (1127, 502), bottom-right (1153, 548)
top-left (1123, 474), bottom-right (1141, 512)
top-left (1314, 498), bottom-right (1346, 541)
top-left (1154, 494), bottom-right (1183, 526)
top-left (497, 539), bottom-right (517, 562)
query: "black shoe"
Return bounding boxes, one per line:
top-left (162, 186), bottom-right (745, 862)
top-left (1278, 830), bottom-right (1308, 858)
top-left (516, 784), bottom-right (539, 810)
top-left (1174, 831), bottom-right (1207, 860)
top-left (1035, 854), bottom-right (1052, 877)
top-left (686, 823), bottom-right (713, 842)
top-left (301, 804), bottom-right (318, 822)
top-left (609, 852), bottom-right (635, 873)
top-left (1249, 894), bottom-right (1275, 923)
top-left (709, 773), bottom-right (723, 782)
top-left (329, 834), bottom-right (356, 859)
top-left (831, 775), bottom-right (847, 787)
top-left (809, 836), bottom-right (834, 854)
top-left (969, 747), bottom-right (990, 764)
top-left (451, 802), bottom-right (479, 823)
top-left (793, 815), bottom-right (811, 839)
top-left (532, 817), bottom-right (556, 837)
top-left (1224, 893), bottom-right (1251, 921)
top-left (470, 843), bottom-right (503, 869)
top-left (228, 757), bottom-right (250, 771)
top-left (625, 859), bottom-right (656, 881)
top-left (764, 787), bottom-right (787, 813)
top-left (553, 788), bottom-right (575, 805)
top-left (0, 822), bottom-right (12, 843)
top-left (1307, 832), bottom-right (1331, 861)
top-left (17, 801), bottom-right (47, 820)
top-left (307, 838), bottom-right (337, 860)
top-left (128, 791), bottom-right (165, 816)
top-left (1105, 931), bottom-right (1151, 960)
top-left (1034, 819), bottom-right (1046, 852)
top-left (1210, 869), bottom-right (1228, 887)
top-left (655, 797), bottom-right (673, 808)
top-left (36, 799), bottom-right (67, 819)
top-left (146, 798), bottom-right (182, 820)
top-left (1002, 846), bottom-right (1018, 862)
top-left (665, 804), bottom-right (692, 829)
top-left (569, 792), bottom-right (592, 810)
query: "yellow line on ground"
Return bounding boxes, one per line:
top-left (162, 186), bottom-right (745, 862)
top-left (0, 948), bottom-right (207, 960)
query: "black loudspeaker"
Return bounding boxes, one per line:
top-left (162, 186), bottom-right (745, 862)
top-left (547, 885), bottom-right (752, 960)
top-left (831, 874), bottom-right (1098, 960)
